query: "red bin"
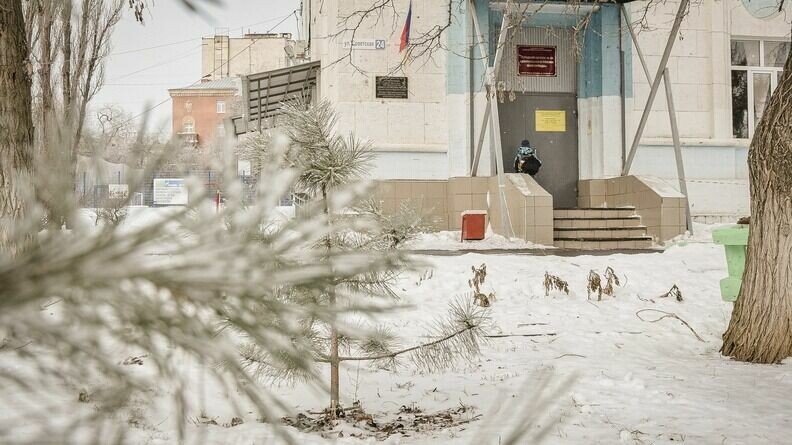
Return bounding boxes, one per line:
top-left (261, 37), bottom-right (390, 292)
top-left (461, 210), bottom-right (487, 241)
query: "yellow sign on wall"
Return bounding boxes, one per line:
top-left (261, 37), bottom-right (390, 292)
top-left (535, 110), bottom-right (566, 132)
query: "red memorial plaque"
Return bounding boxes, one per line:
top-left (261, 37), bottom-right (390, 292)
top-left (517, 46), bottom-right (557, 77)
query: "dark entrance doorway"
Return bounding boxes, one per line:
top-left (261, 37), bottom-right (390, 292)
top-left (499, 92), bottom-right (579, 208)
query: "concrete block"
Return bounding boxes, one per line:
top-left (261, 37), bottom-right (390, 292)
top-left (377, 181), bottom-right (396, 198)
top-left (394, 182), bottom-right (412, 198)
top-left (660, 225), bottom-right (683, 241)
top-left (448, 177), bottom-right (472, 195)
top-left (535, 196), bottom-right (552, 208)
top-left (451, 194), bottom-right (472, 212)
top-left (471, 194), bottom-right (488, 210)
top-left (535, 206), bottom-right (553, 226)
top-left (423, 198), bottom-right (446, 214)
top-left (426, 181), bottom-right (446, 198)
top-left (578, 180), bottom-right (591, 196)
top-left (449, 211), bottom-right (463, 230)
top-left (471, 176), bottom-right (489, 194)
top-left (661, 207), bottom-right (681, 227)
top-left (535, 226), bottom-right (554, 246)
top-left (524, 206), bottom-right (536, 226)
top-left (411, 181), bottom-right (428, 197)
top-left (590, 195), bottom-right (607, 207)
top-left (590, 180), bottom-right (607, 196)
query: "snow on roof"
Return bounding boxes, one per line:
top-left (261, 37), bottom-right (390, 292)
top-left (173, 77), bottom-right (242, 92)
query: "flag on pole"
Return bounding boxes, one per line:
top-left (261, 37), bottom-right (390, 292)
top-left (399, 0), bottom-right (412, 52)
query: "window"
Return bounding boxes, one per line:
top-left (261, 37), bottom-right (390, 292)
top-left (216, 100), bottom-right (226, 114)
top-left (731, 39), bottom-right (789, 138)
top-left (182, 117), bottom-right (195, 134)
top-left (216, 122), bottom-right (226, 137)
top-left (185, 101), bottom-right (193, 113)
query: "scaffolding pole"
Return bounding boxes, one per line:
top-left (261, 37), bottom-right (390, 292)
top-left (468, 0), bottom-right (513, 237)
top-left (621, 2), bottom-right (693, 233)
top-left (622, 0), bottom-right (690, 176)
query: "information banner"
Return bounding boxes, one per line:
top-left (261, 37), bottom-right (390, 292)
top-left (153, 178), bottom-right (188, 206)
top-left (535, 110), bottom-right (566, 132)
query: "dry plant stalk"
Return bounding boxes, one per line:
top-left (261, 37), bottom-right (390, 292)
top-left (587, 270), bottom-right (602, 301)
top-left (587, 267), bottom-right (622, 301)
top-left (659, 284), bottom-right (683, 302)
top-left (469, 264), bottom-right (494, 307)
top-left (543, 272), bottom-right (569, 296)
top-left (602, 267), bottom-right (621, 296)
top-left (636, 309), bottom-right (704, 342)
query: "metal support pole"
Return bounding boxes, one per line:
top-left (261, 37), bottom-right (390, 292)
top-left (470, 104), bottom-right (490, 176)
top-left (623, 4), bottom-right (693, 233)
top-left (663, 67), bottom-right (694, 233)
top-left (468, 0), bottom-right (492, 177)
top-left (468, 0), bottom-right (514, 237)
top-left (622, 0), bottom-right (689, 176)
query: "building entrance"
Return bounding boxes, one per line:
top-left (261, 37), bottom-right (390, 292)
top-left (499, 92), bottom-right (579, 208)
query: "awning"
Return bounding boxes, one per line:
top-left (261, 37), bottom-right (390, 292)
top-left (241, 60), bottom-right (320, 132)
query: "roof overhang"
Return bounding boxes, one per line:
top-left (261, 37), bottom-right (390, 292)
top-left (490, 0), bottom-right (638, 15)
top-left (240, 60), bottom-right (321, 133)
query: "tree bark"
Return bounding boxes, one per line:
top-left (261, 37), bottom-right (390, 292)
top-left (721, 50), bottom-right (792, 364)
top-left (0, 0), bottom-right (35, 248)
top-left (322, 185), bottom-right (341, 412)
top-left (61, 0), bottom-right (73, 112)
top-left (38, 0), bottom-right (55, 149)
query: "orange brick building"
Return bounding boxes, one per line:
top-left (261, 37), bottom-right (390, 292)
top-left (169, 78), bottom-right (241, 147)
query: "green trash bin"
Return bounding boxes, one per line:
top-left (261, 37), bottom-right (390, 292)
top-left (712, 225), bottom-right (750, 302)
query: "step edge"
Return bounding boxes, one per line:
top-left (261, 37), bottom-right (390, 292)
top-left (554, 226), bottom-right (648, 231)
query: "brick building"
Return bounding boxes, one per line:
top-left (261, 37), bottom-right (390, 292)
top-left (169, 78), bottom-right (241, 147)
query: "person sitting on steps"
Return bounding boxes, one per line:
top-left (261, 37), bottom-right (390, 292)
top-left (514, 139), bottom-right (542, 176)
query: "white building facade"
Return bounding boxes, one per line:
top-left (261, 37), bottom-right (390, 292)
top-left (300, 0), bottom-right (790, 219)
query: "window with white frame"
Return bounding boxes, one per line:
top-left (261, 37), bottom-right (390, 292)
top-left (216, 100), bottom-right (226, 114)
top-left (731, 39), bottom-right (789, 139)
top-left (182, 117), bottom-right (195, 134)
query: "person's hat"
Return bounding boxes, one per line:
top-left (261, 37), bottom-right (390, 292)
top-left (520, 140), bottom-right (530, 146)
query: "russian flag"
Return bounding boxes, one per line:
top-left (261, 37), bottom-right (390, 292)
top-left (399, 0), bottom-right (412, 52)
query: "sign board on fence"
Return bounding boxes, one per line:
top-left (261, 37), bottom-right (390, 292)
top-left (153, 178), bottom-right (188, 205)
top-left (108, 184), bottom-right (129, 200)
top-left (375, 76), bottom-right (408, 99)
top-left (342, 39), bottom-right (386, 50)
top-left (535, 110), bottom-right (566, 132)
top-left (517, 46), bottom-right (556, 76)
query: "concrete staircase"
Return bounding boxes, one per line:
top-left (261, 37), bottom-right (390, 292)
top-left (553, 207), bottom-right (654, 249)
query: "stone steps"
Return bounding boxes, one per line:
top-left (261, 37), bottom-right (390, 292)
top-left (553, 206), bottom-right (654, 250)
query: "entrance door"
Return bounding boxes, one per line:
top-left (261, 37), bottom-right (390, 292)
top-left (499, 93), bottom-right (579, 208)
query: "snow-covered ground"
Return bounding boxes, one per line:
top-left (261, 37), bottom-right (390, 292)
top-left (10, 210), bottom-right (792, 444)
top-left (405, 228), bottom-right (551, 251)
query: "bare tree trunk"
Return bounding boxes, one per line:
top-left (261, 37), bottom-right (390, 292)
top-left (38, 0), bottom-right (55, 149)
top-left (322, 185), bottom-right (341, 411)
top-left (0, 0), bottom-right (34, 248)
top-left (721, 51), bottom-right (792, 364)
top-left (61, 0), bottom-right (72, 112)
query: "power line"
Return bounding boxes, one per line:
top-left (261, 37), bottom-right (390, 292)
top-left (111, 38), bottom-right (195, 56)
top-left (110, 45), bottom-right (203, 82)
top-left (109, 12), bottom-right (299, 57)
top-left (122, 10), bottom-right (299, 125)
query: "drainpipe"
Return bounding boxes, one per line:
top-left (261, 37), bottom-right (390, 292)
top-left (619, 6), bottom-right (626, 172)
top-left (469, 22), bottom-right (475, 172)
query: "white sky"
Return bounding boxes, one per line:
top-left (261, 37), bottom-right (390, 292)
top-left (95, 0), bottom-right (300, 134)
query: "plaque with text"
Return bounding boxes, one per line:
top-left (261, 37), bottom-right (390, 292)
top-left (517, 46), bottom-right (556, 77)
top-left (375, 76), bottom-right (408, 99)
